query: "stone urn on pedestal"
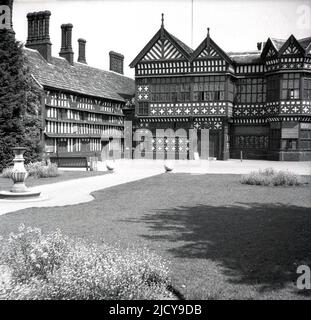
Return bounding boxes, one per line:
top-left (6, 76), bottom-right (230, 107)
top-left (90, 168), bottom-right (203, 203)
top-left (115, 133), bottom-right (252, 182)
top-left (0, 147), bottom-right (41, 199)
top-left (11, 147), bottom-right (29, 193)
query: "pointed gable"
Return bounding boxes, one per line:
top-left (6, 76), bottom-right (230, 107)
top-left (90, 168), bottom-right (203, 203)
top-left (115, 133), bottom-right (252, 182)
top-left (298, 36), bottom-right (311, 56)
top-left (279, 35), bottom-right (305, 57)
top-left (191, 30), bottom-right (232, 64)
top-left (130, 27), bottom-right (192, 68)
top-left (142, 37), bottom-right (184, 61)
top-left (198, 46), bottom-right (220, 58)
top-left (261, 38), bottom-right (280, 59)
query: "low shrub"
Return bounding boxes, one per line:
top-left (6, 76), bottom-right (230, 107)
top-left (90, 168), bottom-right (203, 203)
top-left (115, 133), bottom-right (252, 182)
top-left (241, 168), bottom-right (301, 186)
top-left (26, 161), bottom-right (60, 178)
top-left (1, 167), bottom-right (13, 179)
top-left (0, 225), bottom-right (174, 300)
top-left (1, 162), bottom-right (60, 179)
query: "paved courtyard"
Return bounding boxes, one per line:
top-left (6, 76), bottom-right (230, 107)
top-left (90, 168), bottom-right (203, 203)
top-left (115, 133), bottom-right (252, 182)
top-left (0, 159), bottom-right (310, 215)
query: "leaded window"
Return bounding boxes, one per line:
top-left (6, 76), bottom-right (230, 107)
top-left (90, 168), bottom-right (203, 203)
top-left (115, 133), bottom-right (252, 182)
top-left (281, 73), bottom-right (300, 100)
top-left (236, 78), bottom-right (266, 103)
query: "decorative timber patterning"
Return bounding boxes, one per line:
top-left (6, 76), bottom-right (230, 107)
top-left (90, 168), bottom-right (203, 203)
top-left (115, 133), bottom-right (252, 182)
top-left (267, 48), bottom-right (277, 58)
top-left (152, 137), bottom-right (189, 153)
top-left (192, 59), bottom-right (226, 73)
top-left (233, 101), bottom-right (311, 118)
top-left (266, 57), bottom-right (305, 71)
top-left (279, 101), bottom-right (311, 115)
top-left (194, 117), bottom-right (223, 130)
top-left (284, 43), bottom-right (300, 55)
top-left (198, 47), bottom-right (219, 58)
top-left (142, 39), bottom-right (183, 61)
top-left (137, 85), bottom-right (149, 101)
top-left (149, 102), bottom-right (232, 117)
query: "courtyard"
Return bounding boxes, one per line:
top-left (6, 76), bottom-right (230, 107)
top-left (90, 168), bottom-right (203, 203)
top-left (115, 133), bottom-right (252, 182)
top-left (0, 160), bottom-right (310, 299)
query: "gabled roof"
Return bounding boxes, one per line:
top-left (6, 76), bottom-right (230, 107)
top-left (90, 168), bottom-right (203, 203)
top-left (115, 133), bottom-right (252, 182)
top-left (129, 27), bottom-right (193, 68)
top-left (191, 32), bottom-right (233, 64)
top-left (24, 48), bottom-right (135, 102)
top-left (167, 31), bottom-right (193, 56)
top-left (278, 34), bottom-right (305, 56)
top-left (261, 35), bottom-right (311, 59)
top-left (261, 38), bottom-right (281, 59)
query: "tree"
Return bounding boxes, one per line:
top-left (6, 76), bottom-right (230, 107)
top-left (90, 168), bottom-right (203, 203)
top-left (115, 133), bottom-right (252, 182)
top-left (0, 29), bottom-right (42, 172)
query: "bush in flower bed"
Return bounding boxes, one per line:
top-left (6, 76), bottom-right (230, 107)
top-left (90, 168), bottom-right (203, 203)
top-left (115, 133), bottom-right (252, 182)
top-left (0, 225), bottom-right (174, 300)
top-left (1, 161), bottom-right (60, 179)
top-left (0, 167), bottom-right (14, 179)
top-left (240, 168), bottom-right (301, 186)
top-left (26, 161), bottom-right (60, 178)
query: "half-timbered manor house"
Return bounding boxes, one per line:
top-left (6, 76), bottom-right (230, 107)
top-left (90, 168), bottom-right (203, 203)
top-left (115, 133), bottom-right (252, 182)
top-left (130, 16), bottom-right (311, 161)
top-left (21, 9), bottom-right (135, 160)
top-left (3, 0), bottom-right (311, 162)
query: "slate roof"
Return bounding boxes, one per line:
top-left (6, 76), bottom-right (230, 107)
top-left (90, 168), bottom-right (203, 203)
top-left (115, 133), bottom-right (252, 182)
top-left (298, 36), bottom-right (311, 49)
top-left (228, 51), bottom-right (262, 64)
top-left (24, 48), bottom-right (135, 102)
top-left (270, 38), bottom-right (286, 50)
top-left (167, 31), bottom-right (193, 56)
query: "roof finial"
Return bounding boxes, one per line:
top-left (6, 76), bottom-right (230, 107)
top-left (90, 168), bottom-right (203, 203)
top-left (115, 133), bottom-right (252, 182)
top-left (206, 27), bottom-right (210, 53)
top-left (161, 13), bottom-right (164, 28)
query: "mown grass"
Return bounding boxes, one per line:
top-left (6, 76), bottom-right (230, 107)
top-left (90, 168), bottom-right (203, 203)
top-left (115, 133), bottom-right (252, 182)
top-left (0, 173), bottom-right (310, 300)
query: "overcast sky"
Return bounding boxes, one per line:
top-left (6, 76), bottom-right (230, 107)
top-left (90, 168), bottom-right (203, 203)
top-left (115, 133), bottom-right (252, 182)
top-left (13, 0), bottom-right (311, 78)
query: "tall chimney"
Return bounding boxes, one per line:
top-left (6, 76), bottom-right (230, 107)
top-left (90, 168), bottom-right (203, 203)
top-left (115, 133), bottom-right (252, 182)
top-left (109, 51), bottom-right (124, 75)
top-left (59, 23), bottom-right (74, 65)
top-left (257, 42), bottom-right (263, 51)
top-left (77, 38), bottom-right (87, 64)
top-left (25, 11), bottom-right (52, 62)
top-left (0, 0), bottom-right (14, 33)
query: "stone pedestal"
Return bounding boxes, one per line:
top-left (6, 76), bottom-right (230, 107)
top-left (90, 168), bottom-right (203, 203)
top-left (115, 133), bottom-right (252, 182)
top-left (0, 147), bottom-right (41, 199)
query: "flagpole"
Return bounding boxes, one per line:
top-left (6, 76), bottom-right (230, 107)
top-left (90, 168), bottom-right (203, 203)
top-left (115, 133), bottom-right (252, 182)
top-left (191, 0), bottom-right (194, 48)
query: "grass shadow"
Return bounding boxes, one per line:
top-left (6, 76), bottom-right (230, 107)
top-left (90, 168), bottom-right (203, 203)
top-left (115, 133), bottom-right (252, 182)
top-left (123, 202), bottom-right (311, 294)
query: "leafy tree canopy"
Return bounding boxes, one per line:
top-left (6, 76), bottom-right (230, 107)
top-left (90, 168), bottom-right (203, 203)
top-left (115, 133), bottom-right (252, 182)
top-left (0, 29), bottom-right (42, 172)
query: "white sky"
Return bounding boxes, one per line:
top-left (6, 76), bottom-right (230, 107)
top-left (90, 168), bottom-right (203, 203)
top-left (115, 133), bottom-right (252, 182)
top-left (13, 0), bottom-right (311, 78)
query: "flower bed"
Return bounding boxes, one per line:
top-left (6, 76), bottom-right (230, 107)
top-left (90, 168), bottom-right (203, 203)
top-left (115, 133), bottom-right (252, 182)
top-left (0, 226), bottom-right (174, 300)
top-left (240, 168), bottom-right (302, 187)
top-left (1, 161), bottom-right (60, 179)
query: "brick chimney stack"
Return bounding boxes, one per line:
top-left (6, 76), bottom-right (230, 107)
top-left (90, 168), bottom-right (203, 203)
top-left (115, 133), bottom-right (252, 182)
top-left (25, 11), bottom-right (52, 62)
top-left (59, 23), bottom-right (74, 65)
top-left (257, 42), bottom-right (263, 51)
top-left (77, 38), bottom-right (87, 64)
top-left (109, 51), bottom-right (124, 75)
top-left (0, 0), bottom-right (14, 33)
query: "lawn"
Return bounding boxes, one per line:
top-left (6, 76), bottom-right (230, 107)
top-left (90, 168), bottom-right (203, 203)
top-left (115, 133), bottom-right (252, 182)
top-left (0, 170), bottom-right (107, 191)
top-left (0, 173), bottom-right (310, 300)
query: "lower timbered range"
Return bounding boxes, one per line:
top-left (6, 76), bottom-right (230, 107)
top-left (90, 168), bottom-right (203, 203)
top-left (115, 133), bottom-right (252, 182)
top-left (23, 10), bottom-right (134, 160)
top-left (130, 16), bottom-right (311, 161)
